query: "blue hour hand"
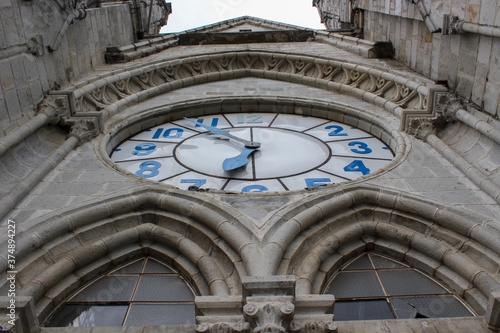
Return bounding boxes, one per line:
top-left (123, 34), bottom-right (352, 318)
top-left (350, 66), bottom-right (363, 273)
top-left (222, 147), bottom-right (258, 171)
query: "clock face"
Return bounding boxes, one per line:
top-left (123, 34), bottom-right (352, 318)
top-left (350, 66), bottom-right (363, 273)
top-left (110, 113), bottom-right (394, 192)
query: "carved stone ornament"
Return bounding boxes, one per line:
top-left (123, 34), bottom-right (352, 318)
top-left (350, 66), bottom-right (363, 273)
top-left (37, 95), bottom-right (70, 125)
top-left (433, 92), bottom-right (463, 122)
top-left (66, 118), bottom-right (99, 142)
top-left (442, 15), bottom-right (463, 35)
top-left (408, 118), bottom-right (437, 140)
top-left (243, 298), bottom-right (295, 333)
top-left (289, 321), bottom-right (338, 333)
top-left (196, 322), bottom-right (250, 333)
top-left (27, 35), bottom-right (44, 56)
top-left (74, 51), bottom-right (430, 115)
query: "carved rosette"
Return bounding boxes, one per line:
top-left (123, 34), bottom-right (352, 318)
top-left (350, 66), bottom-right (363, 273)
top-left (243, 300), bottom-right (295, 333)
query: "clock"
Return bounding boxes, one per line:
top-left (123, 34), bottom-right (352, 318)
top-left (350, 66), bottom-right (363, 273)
top-left (110, 113), bottom-right (394, 192)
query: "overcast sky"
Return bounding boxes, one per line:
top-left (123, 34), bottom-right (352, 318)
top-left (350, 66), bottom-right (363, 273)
top-left (161, 0), bottom-right (325, 33)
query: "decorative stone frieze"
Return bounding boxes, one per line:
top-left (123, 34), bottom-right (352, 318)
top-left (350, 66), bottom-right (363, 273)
top-left (196, 323), bottom-right (250, 333)
top-left (73, 51), bottom-right (434, 120)
top-left (289, 321), bottom-right (338, 333)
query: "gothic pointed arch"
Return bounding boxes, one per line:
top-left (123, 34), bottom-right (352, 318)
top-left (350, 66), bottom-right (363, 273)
top-left (262, 184), bottom-right (500, 315)
top-left (12, 185), bottom-right (260, 321)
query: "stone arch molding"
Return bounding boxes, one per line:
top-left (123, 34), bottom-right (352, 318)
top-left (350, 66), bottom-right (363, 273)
top-left (6, 183), bottom-right (500, 319)
top-left (264, 184), bottom-right (500, 314)
top-left (59, 50), bottom-right (447, 134)
top-left (8, 186), bottom-right (260, 321)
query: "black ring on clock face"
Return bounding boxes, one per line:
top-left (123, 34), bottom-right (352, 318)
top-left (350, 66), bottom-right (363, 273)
top-left (172, 126), bottom-right (333, 181)
top-left (110, 113), bottom-right (395, 192)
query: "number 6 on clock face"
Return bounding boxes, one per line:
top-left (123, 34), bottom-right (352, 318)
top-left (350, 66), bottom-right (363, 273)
top-left (110, 113), bottom-right (394, 192)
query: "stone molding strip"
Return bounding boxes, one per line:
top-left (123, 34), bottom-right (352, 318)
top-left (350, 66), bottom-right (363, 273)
top-left (0, 95), bottom-right (69, 157)
top-left (443, 15), bottom-right (500, 38)
top-left (21, 222), bottom-right (236, 321)
top-left (314, 31), bottom-right (394, 58)
top-left (454, 108), bottom-right (500, 146)
top-left (427, 133), bottom-right (500, 204)
top-left (0, 136), bottom-right (79, 222)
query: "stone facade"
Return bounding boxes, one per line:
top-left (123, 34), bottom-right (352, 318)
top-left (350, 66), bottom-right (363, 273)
top-left (314, 0), bottom-right (500, 118)
top-left (1, 1), bottom-right (500, 333)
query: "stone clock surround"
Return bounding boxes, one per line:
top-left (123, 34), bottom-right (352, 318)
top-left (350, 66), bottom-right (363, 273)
top-left (100, 97), bottom-right (407, 189)
top-left (2, 42), bottom-right (500, 331)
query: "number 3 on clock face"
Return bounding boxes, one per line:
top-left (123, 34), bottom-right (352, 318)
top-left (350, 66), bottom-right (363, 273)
top-left (110, 113), bottom-right (394, 192)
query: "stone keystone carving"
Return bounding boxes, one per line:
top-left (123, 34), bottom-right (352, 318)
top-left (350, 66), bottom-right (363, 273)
top-left (243, 297), bottom-right (295, 333)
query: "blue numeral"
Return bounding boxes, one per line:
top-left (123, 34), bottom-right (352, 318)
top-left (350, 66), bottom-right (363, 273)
top-left (305, 178), bottom-right (331, 187)
top-left (238, 114), bottom-right (263, 124)
top-left (152, 128), bottom-right (184, 139)
top-left (326, 125), bottom-right (348, 136)
top-left (132, 143), bottom-right (156, 156)
top-left (136, 161), bottom-right (161, 178)
top-left (181, 179), bottom-right (207, 188)
top-left (194, 118), bottom-right (219, 127)
top-left (344, 160), bottom-right (370, 175)
top-left (348, 141), bottom-right (372, 154)
top-left (242, 185), bottom-right (268, 192)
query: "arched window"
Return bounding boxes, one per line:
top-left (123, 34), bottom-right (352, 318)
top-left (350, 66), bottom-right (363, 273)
top-left (323, 252), bottom-right (475, 321)
top-left (44, 257), bottom-right (196, 327)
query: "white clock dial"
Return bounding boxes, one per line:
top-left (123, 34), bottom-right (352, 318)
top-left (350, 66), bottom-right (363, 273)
top-left (110, 113), bottom-right (394, 192)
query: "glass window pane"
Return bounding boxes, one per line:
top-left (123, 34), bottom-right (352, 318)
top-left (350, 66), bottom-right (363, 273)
top-left (378, 270), bottom-right (448, 296)
top-left (326, 272), bottom-right (385, 298)
top-left (133, 276), bottom-right (195, 301)
top-left (71, 276), bottom-right (139, 302)
top-left (370, 254), bottom-right (406, 269)
top-left (143, 258), bottom-right (175, 274)
top-left (344, 254), bottom-right (373, 270)
top-left (391, 296), bottom-right (473, 319)
top-left (125, 304), bottom-right (196, 326)
top-left (334, 300), bottom-right (394, 321)
top-left (44, 305), bottom-right (128, 327)
top-left (111, 259), bottom-right (145, 274)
